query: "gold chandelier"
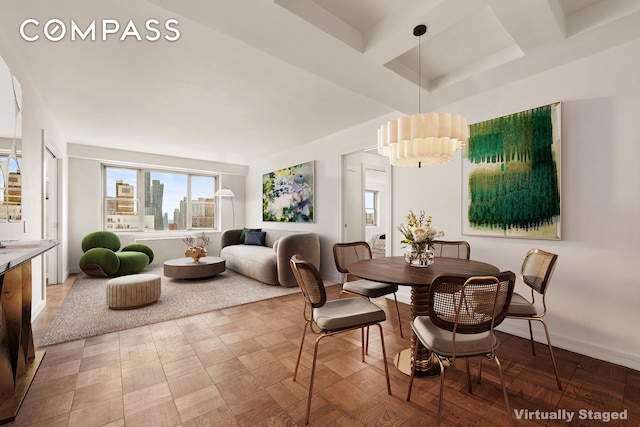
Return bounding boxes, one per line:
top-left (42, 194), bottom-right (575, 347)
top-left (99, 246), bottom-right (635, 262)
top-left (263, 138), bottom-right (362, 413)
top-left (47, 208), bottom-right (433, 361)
top-left (377, 25), bottom-right (468, 167)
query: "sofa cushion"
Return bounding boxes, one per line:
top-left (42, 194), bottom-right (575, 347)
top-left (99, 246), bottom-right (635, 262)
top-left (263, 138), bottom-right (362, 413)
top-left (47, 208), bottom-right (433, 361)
top-left (240, 227), bottom-right (261, 242)
top-left (244, 231), bottom-right (266, 246)
top-left (220, 245), bottom-right (279, 285)
top-left (263, 229), bottom-right (296, 248)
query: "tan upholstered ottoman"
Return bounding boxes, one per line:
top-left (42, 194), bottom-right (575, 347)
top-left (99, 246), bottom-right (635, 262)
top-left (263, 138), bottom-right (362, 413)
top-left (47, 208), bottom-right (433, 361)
top-left (106, 274), bottom-right (161, 310)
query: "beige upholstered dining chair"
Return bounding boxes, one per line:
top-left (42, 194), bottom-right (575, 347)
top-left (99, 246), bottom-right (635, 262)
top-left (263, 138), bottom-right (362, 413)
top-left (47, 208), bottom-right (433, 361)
top-left (431, 240), bottom-right (471, 259)
top-left (333, 241), bottom-right (404, 338)
top-left (507, 248), bottom-right (562, 390)
top-left (290, 254), bottom-right (391, 424)
top-left (406, 272), bottom-right (516, 427)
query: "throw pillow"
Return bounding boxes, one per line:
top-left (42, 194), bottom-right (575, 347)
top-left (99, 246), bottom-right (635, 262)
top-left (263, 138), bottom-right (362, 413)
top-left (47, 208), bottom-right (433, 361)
top-left (240, 227), bottom-right (261, 242)
top-left (244, 231), bottom-right (266, 246)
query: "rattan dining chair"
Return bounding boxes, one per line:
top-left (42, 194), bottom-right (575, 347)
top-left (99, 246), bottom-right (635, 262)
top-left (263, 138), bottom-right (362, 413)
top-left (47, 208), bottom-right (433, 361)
top-left (507, 248), bottom-right (562, 390)
top-left (333, 241), bottom-right (404, 338)
top-left (431, 240), bottom-right (471, 259)
top-left (406, 272), bottom-right (516, 427)
top-left (290, 254), bottom-right (391, 424)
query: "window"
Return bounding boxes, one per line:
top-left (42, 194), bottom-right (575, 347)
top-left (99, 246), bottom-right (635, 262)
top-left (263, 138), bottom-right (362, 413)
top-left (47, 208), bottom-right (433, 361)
top-left (190, 175), bottom-right (216, 229)
top-left (104, 166), bottom-right (218, 231)
top-left (365, 190), bottom-right (378, 226)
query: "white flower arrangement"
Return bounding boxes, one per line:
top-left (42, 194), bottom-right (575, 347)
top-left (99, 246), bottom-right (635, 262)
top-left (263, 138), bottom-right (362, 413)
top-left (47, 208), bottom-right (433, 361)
top-left (398, 210), bottom-right (444, 252)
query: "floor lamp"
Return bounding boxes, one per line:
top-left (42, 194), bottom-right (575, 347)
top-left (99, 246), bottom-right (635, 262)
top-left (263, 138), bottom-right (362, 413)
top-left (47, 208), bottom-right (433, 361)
top-left (214, 188), bottom-right (236, 228)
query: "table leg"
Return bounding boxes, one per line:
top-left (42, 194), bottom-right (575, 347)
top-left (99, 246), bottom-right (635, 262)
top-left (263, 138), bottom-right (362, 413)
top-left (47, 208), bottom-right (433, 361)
top-left (394, 285), bottom-right (444, 376)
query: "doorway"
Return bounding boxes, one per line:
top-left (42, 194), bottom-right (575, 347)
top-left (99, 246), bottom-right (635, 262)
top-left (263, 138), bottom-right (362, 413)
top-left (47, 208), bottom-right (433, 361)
top-left (341, 149), bottom-right (391, 254)
top-left (43, 135), bottom-right (61, 285)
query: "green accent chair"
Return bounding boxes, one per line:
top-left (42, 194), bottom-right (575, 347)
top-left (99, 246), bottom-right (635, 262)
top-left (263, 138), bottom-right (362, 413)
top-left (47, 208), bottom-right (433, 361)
top-left (79, 231), bottom-right (154, 277)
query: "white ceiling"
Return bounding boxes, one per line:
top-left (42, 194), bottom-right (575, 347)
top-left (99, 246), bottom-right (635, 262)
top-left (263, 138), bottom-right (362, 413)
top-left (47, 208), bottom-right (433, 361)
top-left (0, 0), bottom-right (639, 165)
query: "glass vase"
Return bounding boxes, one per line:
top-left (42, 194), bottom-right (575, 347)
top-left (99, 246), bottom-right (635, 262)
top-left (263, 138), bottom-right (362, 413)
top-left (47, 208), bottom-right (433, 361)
top-left (404, 247), bottom-right (434, 267)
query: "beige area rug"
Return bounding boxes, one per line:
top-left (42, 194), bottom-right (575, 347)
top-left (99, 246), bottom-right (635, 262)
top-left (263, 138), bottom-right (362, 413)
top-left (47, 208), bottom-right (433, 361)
top-left (39, 265), bottom-right (302, 346)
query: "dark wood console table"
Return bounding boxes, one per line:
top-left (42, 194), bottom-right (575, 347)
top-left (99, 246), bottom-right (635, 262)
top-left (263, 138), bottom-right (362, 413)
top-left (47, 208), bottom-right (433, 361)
top-left (0, 240), bottom-right (58, 424)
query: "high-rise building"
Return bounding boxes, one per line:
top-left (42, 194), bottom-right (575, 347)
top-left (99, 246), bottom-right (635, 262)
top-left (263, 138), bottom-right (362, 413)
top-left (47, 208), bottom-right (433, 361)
top-left (192, 197), bottom-right (215, 228)
top-left (144, 172), bottom-right (152, 215)
top-left (177, 198), bottom-right (187, 229)
top-left (150, 179), bottom-right (164, 230)
top-left (115, 179), bottom-right (135, 214)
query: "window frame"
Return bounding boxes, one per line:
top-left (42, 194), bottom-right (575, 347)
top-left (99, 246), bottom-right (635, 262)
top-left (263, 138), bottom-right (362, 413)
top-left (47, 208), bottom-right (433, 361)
top-left (102, 164), bottom-right (220, 232)
top-left (364, 189), bottom-right (378, 227)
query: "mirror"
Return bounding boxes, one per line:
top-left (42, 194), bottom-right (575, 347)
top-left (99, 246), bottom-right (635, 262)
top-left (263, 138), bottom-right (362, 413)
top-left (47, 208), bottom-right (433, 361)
top-left (0, 55), bottom-right (22, 222)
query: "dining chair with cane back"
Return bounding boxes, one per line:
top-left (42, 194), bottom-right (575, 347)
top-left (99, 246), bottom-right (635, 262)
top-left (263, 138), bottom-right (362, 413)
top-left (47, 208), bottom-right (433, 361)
top-left (430, 240), bottom-right (471, 260)
top-left (506, 248), bottom-right (562, 390)
top-left (290, 254), bottom-right (392, 424)
top-left (406, 272), bottom-right (516, 427)
top-left (333, 241), bottom-right (404, 338)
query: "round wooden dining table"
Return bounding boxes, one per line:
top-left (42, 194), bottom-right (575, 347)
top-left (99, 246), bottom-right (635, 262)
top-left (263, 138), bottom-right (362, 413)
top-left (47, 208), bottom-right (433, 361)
top-left (348, 256), bottom-right (500, 375)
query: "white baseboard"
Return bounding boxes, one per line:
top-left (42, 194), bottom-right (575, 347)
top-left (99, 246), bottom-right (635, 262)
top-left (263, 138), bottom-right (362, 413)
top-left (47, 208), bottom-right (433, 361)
top-left (32, 298), bottom-right (47, 321)
top-left (394, 291), bottom-right (639, 371)
top-left (497, 321), bottom-right (640, 371)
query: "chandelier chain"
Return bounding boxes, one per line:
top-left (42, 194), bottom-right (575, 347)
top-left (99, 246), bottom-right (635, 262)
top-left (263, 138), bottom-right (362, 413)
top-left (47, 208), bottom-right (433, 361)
top-left (418, 31), bottom-right (421, 114)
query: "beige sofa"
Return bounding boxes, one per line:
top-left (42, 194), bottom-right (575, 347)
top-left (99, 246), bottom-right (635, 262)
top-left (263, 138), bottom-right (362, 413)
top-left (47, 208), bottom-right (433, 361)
top-left (220, 228), bottom-right (320, 287)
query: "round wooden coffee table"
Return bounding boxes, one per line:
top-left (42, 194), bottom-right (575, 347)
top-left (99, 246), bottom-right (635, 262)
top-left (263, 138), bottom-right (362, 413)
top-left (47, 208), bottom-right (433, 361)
top-left (163, 256), bottom-right (226, 279)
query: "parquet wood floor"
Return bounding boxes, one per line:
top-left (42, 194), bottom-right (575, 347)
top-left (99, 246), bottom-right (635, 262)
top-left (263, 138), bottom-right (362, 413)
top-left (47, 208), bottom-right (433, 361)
top-left (7, 274), bottom-right (639, 426)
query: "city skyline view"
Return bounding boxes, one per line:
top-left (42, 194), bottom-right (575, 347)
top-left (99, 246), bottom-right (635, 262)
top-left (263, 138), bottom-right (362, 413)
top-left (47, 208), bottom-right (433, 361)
top-left (106, 167), bottom-right (216, 230)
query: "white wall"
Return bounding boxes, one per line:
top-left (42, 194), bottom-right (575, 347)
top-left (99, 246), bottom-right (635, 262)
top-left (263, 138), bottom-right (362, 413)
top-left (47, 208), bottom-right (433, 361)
top-left (67, 144), bottom-right (248, 271)
top-left (0, 47), bottom-right (68, 319)
top-left (247, 123), bottom-right (393, 282)
top-left (247, 40), bottom-right (640, 370)
top-left (428, 39), bottom-right (640, 370)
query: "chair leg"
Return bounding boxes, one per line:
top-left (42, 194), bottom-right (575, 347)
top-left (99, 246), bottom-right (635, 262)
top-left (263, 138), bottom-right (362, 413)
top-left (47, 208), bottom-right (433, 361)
top-left (361, 328), bottom-right (365, 362)
top-left (465, 359), bottom-right (473, 394)
top-left (392, 292), bottom-right (404, 338)
top-left (494, 355), bottom-right (514, 427)
top-left (376, 323), bottom-right (392, 395)
top-left (363, 297), bottom-right (372, 355)
top-left (528, 319), bottom-right (536, 356)
top-left (477, 357), bottom-right (483, 384)
top-left (293, 321), bottom-right (310, 381)
top-left (535, 318), bottom-right (563, 391)
top-left (435, 355), bottom-right (446, 427)
top-left (406, 332), bottom-right (418, 401)
top-left (304, 334), bottom-right (325, 425)
top-left (364, 326), bottom-right (371, 355)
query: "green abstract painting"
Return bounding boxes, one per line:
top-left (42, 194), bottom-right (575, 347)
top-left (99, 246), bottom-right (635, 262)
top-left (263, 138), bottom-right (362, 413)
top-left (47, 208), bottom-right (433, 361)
top-left (263, 161), bottom-right (314, 222)
top-left (462, 103), bottom-right (561, 239)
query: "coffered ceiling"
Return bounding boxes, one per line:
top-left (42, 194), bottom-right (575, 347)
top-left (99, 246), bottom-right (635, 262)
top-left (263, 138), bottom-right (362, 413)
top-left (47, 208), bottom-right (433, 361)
top-left (0, 0), bottom-right (639, 165)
